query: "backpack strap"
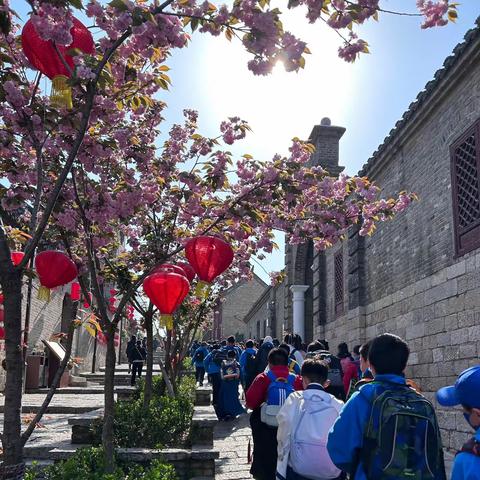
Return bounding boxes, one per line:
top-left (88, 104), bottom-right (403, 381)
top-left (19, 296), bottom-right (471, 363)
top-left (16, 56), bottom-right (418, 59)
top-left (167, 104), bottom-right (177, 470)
top-left (266, 370), bottom-right (277, 383)
top-left (458, 437), bottom-right (480, 457)
top-left (287, 373), bottom-right (296, 386)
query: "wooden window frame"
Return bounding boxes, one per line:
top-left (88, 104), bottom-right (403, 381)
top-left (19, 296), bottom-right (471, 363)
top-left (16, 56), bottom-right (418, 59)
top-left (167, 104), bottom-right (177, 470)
top-left (450, 120), bottom-right (480, 257)
top-left (334, 250), bottom-right (344, 317)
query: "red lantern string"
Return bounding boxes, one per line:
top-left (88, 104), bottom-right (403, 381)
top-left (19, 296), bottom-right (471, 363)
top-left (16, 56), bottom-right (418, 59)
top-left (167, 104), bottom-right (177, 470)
top-left (21, 17), bottom-right (95, 109)
top-left (0, 309), bottom-right (4, 324)
top-left (35, 250), bottom-right (78, 302)
top-left (143, 272), bottom-right (190, 330)
top-left (185, 236), bottom-right (234, 298)
top-left (0, 294), bottom-right (3, 304)
top-left (10, 251), bottom-right (25, 266)
top-left (0, 326), bottom-right (4, 340)
top-left (70, 282), bottom-right (81, 302)
top-left (83, 292), bottom-right (92, 309)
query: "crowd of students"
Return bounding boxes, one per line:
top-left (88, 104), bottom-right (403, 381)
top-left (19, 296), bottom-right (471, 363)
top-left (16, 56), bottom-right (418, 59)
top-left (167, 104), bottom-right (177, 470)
top-left (191, 332), bottom-right (480, 480)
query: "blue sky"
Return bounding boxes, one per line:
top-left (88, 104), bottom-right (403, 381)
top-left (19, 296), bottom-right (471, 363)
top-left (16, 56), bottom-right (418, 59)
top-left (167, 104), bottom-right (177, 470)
top-left (17, 1), bottom-right (480, 281)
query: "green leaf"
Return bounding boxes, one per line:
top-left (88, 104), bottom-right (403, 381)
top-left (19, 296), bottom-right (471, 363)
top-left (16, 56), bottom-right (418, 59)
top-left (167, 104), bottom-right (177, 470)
top-left (68, 0), bottom-right (84, 10)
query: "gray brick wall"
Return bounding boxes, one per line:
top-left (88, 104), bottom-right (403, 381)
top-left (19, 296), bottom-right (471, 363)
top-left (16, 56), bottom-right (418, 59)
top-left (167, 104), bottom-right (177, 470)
top-left (312, 34), bottom-right (480, 452)
top-left (218, 275), bottom-right (267, 340)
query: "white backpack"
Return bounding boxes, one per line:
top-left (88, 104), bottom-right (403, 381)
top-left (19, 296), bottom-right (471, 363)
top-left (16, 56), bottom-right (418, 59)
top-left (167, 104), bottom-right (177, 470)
top-left (289, 393), bottom-right (341, 480)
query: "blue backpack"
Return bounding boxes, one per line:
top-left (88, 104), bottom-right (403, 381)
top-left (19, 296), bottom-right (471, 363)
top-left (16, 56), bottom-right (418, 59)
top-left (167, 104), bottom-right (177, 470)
top-left (260, 370), bottom-right (296, 427)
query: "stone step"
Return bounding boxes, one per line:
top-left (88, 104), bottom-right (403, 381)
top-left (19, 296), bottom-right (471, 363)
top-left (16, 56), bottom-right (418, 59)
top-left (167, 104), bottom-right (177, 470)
top-left (69, 375), bottom-right (88, 387)
top-left (26, 387), bottom-right (105, 395)
top-left (3, 404), bottom-right (101, 414)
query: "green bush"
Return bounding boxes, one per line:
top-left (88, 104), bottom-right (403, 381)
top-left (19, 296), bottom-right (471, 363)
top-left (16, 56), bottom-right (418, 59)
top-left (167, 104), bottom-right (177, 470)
top-left (25, 447), bottom-right (178, 480)
top-left (92, 376), bottom-right (195, 449)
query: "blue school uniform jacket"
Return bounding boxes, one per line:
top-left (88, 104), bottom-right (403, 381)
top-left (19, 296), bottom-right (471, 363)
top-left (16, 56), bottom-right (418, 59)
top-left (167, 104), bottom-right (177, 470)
top-left (327, 373), bottom-right (407, 480)
top-left (452, 428), bottom-right (480, 480)
top-left (203, 351), bottom-right (221, 374)
top-left (192, 346), bottom-right (209, 367)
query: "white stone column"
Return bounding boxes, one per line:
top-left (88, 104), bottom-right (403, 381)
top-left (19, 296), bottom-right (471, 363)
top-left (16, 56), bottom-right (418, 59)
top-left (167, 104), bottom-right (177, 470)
top-left (290, 285), bottom-right (309, 340)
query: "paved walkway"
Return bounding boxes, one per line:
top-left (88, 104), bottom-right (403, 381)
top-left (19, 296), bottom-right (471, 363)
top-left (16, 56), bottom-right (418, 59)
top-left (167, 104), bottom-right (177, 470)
top-left (214, 412), bottom-right (252, 480)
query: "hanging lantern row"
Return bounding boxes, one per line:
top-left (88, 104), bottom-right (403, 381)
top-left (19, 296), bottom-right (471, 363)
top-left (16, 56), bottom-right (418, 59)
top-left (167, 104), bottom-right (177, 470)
top-left (142, 235), bottom-right (234, 331)
top-left (70, 282), bottom-right (81, 302)
top-left (21, 16), bottom-right (95, 109)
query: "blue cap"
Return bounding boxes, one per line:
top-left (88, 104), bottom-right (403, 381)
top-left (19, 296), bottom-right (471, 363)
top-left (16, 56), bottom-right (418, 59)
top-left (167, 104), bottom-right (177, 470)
top-left (436, 365), bottom-right (480, 408)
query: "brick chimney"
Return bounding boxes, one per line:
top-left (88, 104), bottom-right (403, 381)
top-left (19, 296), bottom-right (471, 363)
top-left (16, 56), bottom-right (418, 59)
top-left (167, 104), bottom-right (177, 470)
top-left (308, 117), bottom-right (345, 176)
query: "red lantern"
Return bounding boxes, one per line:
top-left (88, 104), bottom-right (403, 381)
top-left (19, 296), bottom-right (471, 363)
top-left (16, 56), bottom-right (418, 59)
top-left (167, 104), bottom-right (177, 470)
top-left (11, 251), bottom-right (24, 266)
top-left (143, 272), bottom-right (190, 330)
top-left (152, 263), bottom-right (188, 279)
top-left (35, 251), bottom-right (78, 302)
top-left (0, 294), bottom-right (3, 304)
top-left (0, 326), bottom-right (4, 340)
top-left (177, 261), bottom-right (196, 283)
top-left (70, 282), bottom-right (81, 302)
top-left (0, 309), bottom-right (4, 323)
top-left (185, 236), bottom-right (234, 297)
top-left (21, 17), bottom-right (95, 109)
top-left (97, 331), bottom-right (106, 345)
top-left (83, 292), bottom-right (92, 308)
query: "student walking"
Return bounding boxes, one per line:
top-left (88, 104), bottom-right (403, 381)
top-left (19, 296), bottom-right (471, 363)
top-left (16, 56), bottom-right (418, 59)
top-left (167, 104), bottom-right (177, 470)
top-left (277, 357), bottom-right (344, 480)
top-left (217, 350), bottom-right (245, 420)
top-left (246, 348), bottom-right (303, 480)
top-left (437, 364), bottom-right (480, 480)
top-left (130, 340), bottom-right (146, 386)
top-left (327, 333), bottom-right (446, 480)
top-left (126, 335), bottom-right (136, 374)
top-left (240, 339), bottom-right (258, 391)
top-left (192, 341), bottom-right (209, 386)
top-left (204, 344), bottom-right (223, 418)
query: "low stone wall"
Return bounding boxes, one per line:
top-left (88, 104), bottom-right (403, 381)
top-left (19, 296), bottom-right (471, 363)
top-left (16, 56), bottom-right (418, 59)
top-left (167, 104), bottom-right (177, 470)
top-left (68, 388), bottom-right (218, 478)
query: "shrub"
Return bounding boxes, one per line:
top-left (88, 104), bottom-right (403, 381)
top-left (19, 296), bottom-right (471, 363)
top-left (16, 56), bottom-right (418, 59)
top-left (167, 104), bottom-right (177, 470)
top-left (25, 447), bottom-right (178, 480)
top-left (92, 376), bottom-right (195, 448)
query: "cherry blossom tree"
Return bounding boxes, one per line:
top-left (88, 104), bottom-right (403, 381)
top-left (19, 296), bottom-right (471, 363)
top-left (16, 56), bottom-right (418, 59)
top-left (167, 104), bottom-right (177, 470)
top-left (0, 0), bottom-right (455, 477)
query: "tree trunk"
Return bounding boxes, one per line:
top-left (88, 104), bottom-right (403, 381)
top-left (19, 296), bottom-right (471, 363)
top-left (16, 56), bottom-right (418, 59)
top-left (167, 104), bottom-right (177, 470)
top-left (1, 270), bottom-right (26, 479)
top-left (102, 321), bottom-right (116, 473)
top-left (143, 307), bottom-right (154, 408)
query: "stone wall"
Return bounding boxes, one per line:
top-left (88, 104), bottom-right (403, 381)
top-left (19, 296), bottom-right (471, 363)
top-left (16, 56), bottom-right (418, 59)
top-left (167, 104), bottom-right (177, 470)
top-left (0, 281), bottom-right (107, 390)
top-left (213, 274), bottom-right (267, 341)
top-left (312, 26), bottom-right (480, 451)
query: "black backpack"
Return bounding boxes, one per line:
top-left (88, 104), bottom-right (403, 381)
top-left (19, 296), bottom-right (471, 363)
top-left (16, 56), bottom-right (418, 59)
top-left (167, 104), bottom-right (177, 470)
top-left (361, 381), bottom-right (446, 480)
top-left (307, 350), bottom-right (344, 388)
top-left (244, 352), bottom-right (257, 377)
top-left (212, 349), bottom-right (228, 366)
top-left (256, 343), bottom-right (273, 375)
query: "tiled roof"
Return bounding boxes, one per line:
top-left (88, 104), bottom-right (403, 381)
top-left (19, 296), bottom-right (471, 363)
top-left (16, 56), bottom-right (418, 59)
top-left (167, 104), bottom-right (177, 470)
top-left (359, 17), bottom-right (480, 176)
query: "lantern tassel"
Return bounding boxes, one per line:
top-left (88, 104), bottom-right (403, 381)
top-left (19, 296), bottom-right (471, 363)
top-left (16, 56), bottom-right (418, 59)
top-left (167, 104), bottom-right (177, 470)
top-left (51, 75), bottom-right (73, 110)
top-left (195, 280), bottom-right (211, 299)
top-left (160, 314), bottom-right (174, 330)
top-left (37, 286), bottom-right (51, 302)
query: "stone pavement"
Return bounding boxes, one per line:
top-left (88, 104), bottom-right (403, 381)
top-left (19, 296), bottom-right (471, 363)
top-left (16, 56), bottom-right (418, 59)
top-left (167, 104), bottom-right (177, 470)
top-left (214, 412), bottom-right (252, 480)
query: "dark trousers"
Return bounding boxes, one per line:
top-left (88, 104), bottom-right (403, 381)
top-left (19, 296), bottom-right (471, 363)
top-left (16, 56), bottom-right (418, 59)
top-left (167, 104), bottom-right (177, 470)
top-left (195, 366), bottom-right (205, 385)
top-left (210, 372), bottom-right (222, 417)
top-left (131, 362), bottom-right (143, 386)
top-left (250, 408), bottom-right (278, 480)
top-left (285, 466), bottom-right (346, 480)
